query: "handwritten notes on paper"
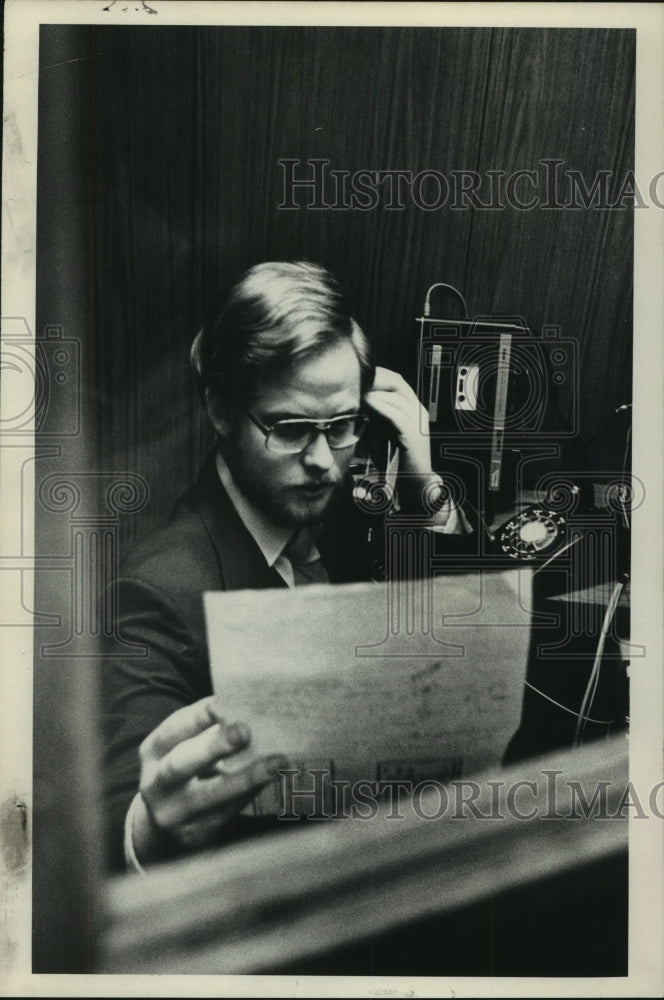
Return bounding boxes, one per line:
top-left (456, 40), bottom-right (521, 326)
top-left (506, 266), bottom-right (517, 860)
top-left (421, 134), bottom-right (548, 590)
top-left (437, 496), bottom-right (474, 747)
top-left (205, 570), bottom-right (532, 792)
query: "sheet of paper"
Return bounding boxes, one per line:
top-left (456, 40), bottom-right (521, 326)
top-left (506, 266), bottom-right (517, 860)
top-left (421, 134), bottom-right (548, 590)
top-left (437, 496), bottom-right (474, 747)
top-left (205, 570), bottom-right (533, 799)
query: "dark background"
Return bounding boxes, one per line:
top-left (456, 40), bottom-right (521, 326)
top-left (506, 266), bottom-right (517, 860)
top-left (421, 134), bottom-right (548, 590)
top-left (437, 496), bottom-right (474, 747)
top-left (33, 23), bottom-right (634, 973)
top-left (37, 24), bottom-right (634, 548)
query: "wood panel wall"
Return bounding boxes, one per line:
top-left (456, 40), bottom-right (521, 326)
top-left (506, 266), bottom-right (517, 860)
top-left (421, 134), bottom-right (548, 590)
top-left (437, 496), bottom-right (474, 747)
top-left (32, 24), bottom-right (635, 972)
top-left (60, 24), bottom-right (636, 546)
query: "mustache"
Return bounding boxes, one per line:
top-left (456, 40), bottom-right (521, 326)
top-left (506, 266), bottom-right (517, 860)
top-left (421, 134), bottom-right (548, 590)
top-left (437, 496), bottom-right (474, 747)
top-left (291, 476), bottom-right (340, 488)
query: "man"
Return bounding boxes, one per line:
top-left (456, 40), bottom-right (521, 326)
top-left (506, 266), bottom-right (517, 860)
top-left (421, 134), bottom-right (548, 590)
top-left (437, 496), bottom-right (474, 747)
top-left (103, 261), bottom-right (467, 872)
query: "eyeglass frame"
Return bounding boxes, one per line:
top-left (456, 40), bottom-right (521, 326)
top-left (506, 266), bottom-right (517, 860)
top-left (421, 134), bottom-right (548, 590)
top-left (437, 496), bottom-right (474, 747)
top-left (245, 410), bottom-right (369, 454)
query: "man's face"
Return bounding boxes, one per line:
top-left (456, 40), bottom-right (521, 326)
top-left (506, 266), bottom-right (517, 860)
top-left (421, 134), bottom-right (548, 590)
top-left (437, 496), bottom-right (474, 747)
top-left (221, 340), bottom-right (362, 527)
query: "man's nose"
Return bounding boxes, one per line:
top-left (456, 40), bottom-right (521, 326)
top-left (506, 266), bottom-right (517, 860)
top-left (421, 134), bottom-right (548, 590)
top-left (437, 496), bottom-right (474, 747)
top-left (301, 431), bottom-right (335, 471)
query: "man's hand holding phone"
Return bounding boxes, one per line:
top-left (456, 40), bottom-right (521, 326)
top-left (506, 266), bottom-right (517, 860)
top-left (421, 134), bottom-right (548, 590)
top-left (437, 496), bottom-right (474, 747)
top-left (363, 366), bottom-right (443, 513)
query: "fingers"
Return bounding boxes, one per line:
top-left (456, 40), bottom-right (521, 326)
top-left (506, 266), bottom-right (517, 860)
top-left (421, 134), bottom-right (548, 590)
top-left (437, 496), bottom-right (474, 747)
top-left (173, 765), bottom-right (279, 849)
top-left (364, 389), bottom-right (415, 426)
top-left (365, 368), bottom-right (424, 424)
top-left (364, 387), bottom-right (428, 450)
top-left (370, 366), bottom-right (412, 394)
top-left (364, 368), bottom-right (434, 484)
top-left (143, 753), bottom-right (289, 830)
top-left (148, 718), bottom-right (251, 791)
top-left (141, 694), bottom-right (230, 759)
top-left (135, 698), bottom-right (291, 863)
top-left (183, 754), bottom-right (288, 820)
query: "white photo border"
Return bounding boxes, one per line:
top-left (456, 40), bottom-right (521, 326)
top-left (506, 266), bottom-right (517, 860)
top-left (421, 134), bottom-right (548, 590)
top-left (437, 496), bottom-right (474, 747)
top-left (2, 2), bottom-right (662, 997)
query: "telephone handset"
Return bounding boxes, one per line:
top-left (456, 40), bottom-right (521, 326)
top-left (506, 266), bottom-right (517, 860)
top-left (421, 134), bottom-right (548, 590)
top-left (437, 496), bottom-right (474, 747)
top-left (351, 407), bottom-right (401, 512)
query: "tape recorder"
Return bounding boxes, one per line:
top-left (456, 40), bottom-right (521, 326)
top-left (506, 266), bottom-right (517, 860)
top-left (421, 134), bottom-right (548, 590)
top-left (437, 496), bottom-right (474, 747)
top-left (416, 283), bottom-right (629, 565)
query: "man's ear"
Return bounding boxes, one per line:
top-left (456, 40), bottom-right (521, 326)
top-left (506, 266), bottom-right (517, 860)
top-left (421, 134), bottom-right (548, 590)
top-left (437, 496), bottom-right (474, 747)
top-left (205, 386), bottom-right (232, 438)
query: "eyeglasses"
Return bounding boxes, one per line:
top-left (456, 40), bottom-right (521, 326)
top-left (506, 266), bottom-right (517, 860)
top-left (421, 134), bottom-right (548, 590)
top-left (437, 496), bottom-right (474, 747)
top-left (246, 410), bottom-right (369, 454)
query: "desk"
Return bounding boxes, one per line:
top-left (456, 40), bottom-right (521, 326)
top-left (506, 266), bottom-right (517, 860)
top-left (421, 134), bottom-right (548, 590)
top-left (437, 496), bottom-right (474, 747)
top-left (506, 563), bottom-right (630, 763)
top-left (432, 488), bottom-right (631, 762)
top-left (550, 578), bottom-right (630, 607)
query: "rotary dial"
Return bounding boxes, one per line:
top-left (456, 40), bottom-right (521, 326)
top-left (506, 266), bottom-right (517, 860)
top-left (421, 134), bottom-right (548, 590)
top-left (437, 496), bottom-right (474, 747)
top-left (498, 507), bottom-right (566, 560)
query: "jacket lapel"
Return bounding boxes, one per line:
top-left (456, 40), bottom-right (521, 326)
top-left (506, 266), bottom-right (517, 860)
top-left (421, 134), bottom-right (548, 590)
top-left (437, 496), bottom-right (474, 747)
top-left (187, 453), bottom-right (371, 589)
top-left (191, 453), bottom-right (287, 592)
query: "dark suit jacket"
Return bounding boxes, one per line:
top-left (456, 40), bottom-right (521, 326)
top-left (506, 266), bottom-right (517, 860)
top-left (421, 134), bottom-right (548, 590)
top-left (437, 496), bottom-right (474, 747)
top-left (101, 452), bottom-right (376, 870)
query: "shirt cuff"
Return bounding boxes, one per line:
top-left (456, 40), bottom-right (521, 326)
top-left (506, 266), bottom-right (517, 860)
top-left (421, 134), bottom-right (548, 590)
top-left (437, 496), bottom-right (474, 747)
top-left (433, 503), bottom-right (473, 534)
top-left (427, 477), bottom-right (473, 534)
top-left (123, 792), bottom-right (147, 875)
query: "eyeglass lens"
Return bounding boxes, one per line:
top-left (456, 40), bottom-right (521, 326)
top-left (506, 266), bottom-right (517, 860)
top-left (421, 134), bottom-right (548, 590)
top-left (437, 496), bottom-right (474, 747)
top-left (268, 416), bottom-right (366, 453)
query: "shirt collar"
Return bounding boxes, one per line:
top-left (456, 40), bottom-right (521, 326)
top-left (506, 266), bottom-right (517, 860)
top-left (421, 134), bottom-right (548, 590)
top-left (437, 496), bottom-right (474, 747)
top-left (215, 450), bottom-right (293, 569)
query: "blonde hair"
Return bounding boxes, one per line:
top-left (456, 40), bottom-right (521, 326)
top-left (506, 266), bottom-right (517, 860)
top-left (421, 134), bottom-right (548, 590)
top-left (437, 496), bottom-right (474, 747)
top-left (191, 261), bottom-right (373, 405)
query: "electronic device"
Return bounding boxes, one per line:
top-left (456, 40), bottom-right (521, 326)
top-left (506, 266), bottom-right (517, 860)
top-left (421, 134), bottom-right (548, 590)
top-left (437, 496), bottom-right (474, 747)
top-left (494, 501), bottom-right (569, 561)
top-left (417, 283), bottom-right (580, 512)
